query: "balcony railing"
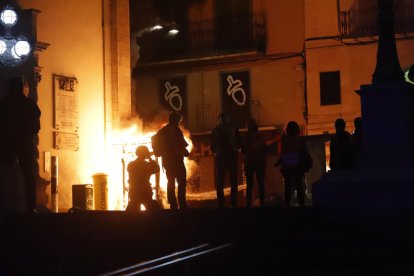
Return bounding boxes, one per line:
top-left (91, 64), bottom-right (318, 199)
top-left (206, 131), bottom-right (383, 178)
top-left (340, 7), bottom-right (414, 38)
top-left (186, 101), bottom-right (260, 133)
top-left (138, 13), bottom-right (266, 63)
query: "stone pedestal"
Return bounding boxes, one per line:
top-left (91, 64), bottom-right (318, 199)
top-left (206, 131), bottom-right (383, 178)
top-left (313, 167), bottom-right (414, 212)
top-left (359, 82), bottom-right (414, 168)
top-left (313, 82), bottom-right (414, 211)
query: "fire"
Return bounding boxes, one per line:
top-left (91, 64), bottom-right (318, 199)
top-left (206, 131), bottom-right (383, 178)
top-left (101, 119), bottom-right (194, 210)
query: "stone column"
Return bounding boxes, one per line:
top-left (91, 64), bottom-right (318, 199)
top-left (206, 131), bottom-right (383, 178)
top-left (372, 0), bottom-right (404, 84)
top-left (103, 0), bottom-right (131, 131)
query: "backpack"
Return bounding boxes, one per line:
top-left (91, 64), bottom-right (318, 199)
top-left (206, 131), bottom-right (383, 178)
top-left (151, 131), bottom-right (165, 157)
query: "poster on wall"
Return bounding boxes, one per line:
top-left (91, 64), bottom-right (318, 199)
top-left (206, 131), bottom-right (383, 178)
top-left (159, 76), bottom-right (187, 122)
top-left (53, 75), bottom-right (79, 133)
top-left (220, 70), bottom-right (251, 128)
top-left (53, 132), bottom-right (79, 151)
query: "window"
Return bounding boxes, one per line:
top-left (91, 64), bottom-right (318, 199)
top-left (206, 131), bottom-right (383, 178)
top-left (214, 0), bottom-right (253, 51)
top-left (320, 71), bottom-right (341, 106)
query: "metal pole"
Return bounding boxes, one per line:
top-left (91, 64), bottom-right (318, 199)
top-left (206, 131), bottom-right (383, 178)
top-left (51, 156), bottom-right (58, 213)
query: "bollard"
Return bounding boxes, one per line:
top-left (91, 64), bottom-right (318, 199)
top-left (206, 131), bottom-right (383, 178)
top-left (92, 173), bottom-right (108, 210)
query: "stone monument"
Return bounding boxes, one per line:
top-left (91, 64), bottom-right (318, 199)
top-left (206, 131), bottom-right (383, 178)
top-left (312, 0), bottom-right (414, 211)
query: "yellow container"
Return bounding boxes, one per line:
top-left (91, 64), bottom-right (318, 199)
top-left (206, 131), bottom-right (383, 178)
top-left (92, 173), bottom-right (108, 210)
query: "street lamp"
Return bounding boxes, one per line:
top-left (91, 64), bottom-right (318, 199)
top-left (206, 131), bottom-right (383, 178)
top-left (0, 5), bottom-right (32, 67)
top-left (0, 8), bottom-right (17, 26)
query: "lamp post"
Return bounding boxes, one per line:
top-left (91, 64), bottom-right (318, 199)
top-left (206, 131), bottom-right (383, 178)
top-left (0, 4), bottom-right (32, 68)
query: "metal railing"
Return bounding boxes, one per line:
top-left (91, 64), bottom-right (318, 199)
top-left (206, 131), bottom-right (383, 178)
top-left (102, 243), bottom-right (233, 276)
top-left (138, 13), bottom-right (266, 63)
top-left (186, 101), bottom-right (261, 132)
top-left (340, 7), bottom-right (414, 38)
top-left (186, 104), bottom-right (219, 133)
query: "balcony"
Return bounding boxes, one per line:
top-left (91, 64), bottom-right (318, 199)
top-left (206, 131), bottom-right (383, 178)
top-left (185, 101), bottom-right (260, 133)
top-left (340, 6), bottom-right (414, 38)
top-left (137, 13), bottom-right (266, 64)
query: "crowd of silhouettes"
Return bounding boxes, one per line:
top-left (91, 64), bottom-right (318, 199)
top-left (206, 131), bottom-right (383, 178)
top-left (124, 111), bottom-right (363, 211)
top-left (0, 87), bottom-right (364, 213)
top-left (329, 117), bottom-right (363, 171)
top-left (0, 77), bottom-right (364, 213)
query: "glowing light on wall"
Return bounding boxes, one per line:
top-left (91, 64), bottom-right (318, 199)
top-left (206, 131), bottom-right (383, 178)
top-left (152, 24), bottom-right (163, 30)
top-left (168, 28), bottom-right (179, 35)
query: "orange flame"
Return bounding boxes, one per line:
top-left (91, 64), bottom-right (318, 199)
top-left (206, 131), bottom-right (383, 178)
top-left (99, 119), bottom-right (194, 210)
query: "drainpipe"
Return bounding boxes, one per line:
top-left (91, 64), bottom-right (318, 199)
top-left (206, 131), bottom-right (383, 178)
top-left (337, 0), bottom-right (342, 36)
top-left (102, 0), bottom-right (108, 150)
top-left (51, 156), bottom-right (58, 213)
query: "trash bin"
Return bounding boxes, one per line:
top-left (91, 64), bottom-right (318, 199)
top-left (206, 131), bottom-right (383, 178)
top-left (72, 184), bottom-right (93, 210)
top-left (92, 173), bottom-right (108, 210)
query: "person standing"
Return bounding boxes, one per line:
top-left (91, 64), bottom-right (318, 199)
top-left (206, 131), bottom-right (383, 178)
top-left (241, 119), bottom-right (266, 207)
top-left (155, 112), bottom-right (189, 210)
top-left (0, 77), bottom-right (41, 213)
top-left (329, 118), bottom-right (352, 171)
top-left (126, 146), bottom-right (160, 212)
top-left (211, 113), bottom-right (241, 208)
top-left (350, 117), bottom-right (363, 168)
top-left (278, 121), bottom-right (311, 207)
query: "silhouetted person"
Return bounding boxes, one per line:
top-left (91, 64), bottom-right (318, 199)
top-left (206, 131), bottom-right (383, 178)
top-left (0, 77), bottom-right (40, 212)
top-left (211, 113), bottom-right (241, 208)
top-left (156, 112), bottom-right (189, 210)
top-left (126, 146), bottom-right (160, 212)
top-left (242, 119), bottom-right (266, 207)
top-left (350, 117), bottom-right (363, 167)
top-left (329, 118), bottom-right (352, 171)
top-left (278, 121), bottom-right (311, 207)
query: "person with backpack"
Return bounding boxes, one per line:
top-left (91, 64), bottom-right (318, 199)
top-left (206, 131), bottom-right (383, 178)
top-left (152, 112), bottom-right (189, 210)
top-left (277, 121), bottom-right (312, 207)
top-left (211, 113), bottom-right (241, 208)
top-left (126, 146), bottom-right (160, 212)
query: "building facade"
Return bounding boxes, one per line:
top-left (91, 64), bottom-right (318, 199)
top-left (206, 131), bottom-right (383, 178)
top-left (132, 0), bottom-right (308, 204)
top-left (14, 0), bottom-right (131, 211)
top-left (5, 0), bottom-right (413, 210)
top-left (132, 0), bottom-right (307, 132)
top-left (305, 0), bottom-right (414, 134)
